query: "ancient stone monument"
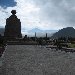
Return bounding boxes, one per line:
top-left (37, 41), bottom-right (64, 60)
top-left (4, 10), bottom-right (22, 39)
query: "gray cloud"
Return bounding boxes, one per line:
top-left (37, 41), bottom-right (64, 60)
top-left (33, 0), bottom-right (75, 27)
top-left (0, 0), bottom-right (75, 32)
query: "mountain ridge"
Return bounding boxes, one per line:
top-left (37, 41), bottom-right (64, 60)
top-left (52, 27), bottom-right (75, 38)
top-left (29, 28), bottom-right (58, 33)
top-left (0, 28), bottom-right (5, 36)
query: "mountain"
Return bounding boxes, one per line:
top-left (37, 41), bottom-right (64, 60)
top-left (29, 28), bottom-right (43, 33)
top-left (0, 28), bottom-right (5, 36)
top-left (28, 28), bottom-right (58, 37)
top-left (29, 28), bottom-right (58, 33)
top-left (52, 27), bottom-right (75, 39)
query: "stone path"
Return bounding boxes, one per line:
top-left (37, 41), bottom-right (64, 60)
top-left (1, 45), bottom-right (75, 75)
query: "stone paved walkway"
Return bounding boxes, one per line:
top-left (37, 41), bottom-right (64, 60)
top-left (1, 45), bottom-right (75, 75)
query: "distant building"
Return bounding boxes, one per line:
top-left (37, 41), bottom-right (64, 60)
top-left (4, 10), bottom-right (22, 39)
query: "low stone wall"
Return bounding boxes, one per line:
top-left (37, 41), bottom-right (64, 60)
top-left (7, 41), bottom-right (38, 45)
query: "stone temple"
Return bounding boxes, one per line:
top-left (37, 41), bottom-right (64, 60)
top-left (4, 10), bottom-right (22, 39)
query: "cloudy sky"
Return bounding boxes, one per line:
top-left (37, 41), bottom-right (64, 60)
top-left (0, 0), bottom-right (75, 34)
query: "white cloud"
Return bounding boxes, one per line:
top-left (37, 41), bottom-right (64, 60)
top-left (1, 0), bottom-right (75, 35)
top-left (0, 0), bottom-right (64, 32)
top-left (0, 0), bottom-right (40, 32)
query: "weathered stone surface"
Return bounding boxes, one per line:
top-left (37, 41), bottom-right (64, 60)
top-left (1, 45), bottom-right (75, 75)
top-left (4, 10), bottom-right (22, 38)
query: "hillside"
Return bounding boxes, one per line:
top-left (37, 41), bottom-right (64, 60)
top-left (0, 28), bottom-right (5, 36)
top-left (52, 27), bottom-right (75, 38)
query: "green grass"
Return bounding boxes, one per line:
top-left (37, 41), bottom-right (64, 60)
top-left (68, 44), bottom-right (75, 48)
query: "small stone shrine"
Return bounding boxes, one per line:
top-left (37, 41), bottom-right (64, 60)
top-left (4, 10), bottom-right (22, 39)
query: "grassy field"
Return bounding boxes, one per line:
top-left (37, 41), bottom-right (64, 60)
top-left (68, 44), bottom-right (75, 48)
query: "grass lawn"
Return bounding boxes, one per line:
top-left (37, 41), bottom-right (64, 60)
top-left (68, 44), bottom-right (75, 48)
